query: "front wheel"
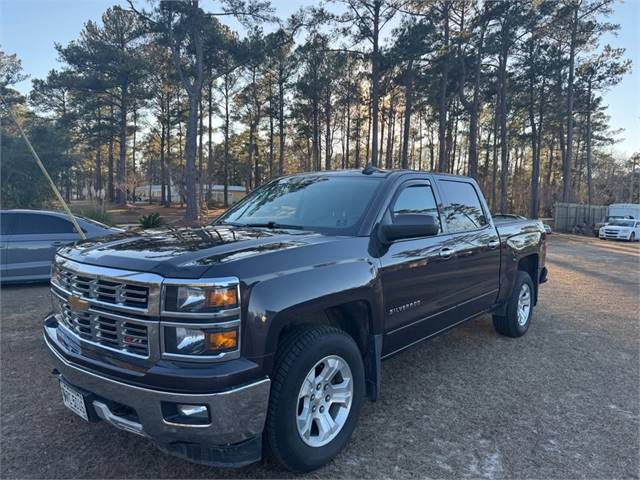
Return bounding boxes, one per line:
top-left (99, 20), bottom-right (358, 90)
top-left (265, 326), bottom-right (365, 472)
top-left (630, 232), bottom-right (636, 242)
top-left (493, 271), bottom-right (534, 337)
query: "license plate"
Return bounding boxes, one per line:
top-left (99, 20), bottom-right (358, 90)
top-left (60, 381), bottom-right (89, 421)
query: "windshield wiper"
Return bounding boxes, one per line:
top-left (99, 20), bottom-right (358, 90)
top-left (241, 221), bottom-right (305, 230)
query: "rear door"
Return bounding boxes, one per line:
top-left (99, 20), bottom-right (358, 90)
top-left (433, 178), bottom-right (500, 317)
top-left (5, 213), bottom-right (81, 281)
top-left (379, 179), bottom-right (464, 355)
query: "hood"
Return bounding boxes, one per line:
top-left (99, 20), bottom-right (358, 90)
top-left (57, 225), bottom-right (334, 278)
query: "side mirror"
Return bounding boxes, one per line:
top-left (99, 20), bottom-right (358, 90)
top-left (379, 214), bottom-right (440, 243)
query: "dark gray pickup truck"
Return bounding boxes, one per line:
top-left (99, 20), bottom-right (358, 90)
top-left (44, 168), bottom-right (547, 472)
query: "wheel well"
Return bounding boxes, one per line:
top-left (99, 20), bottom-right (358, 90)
top-left (517, 254), bottom-right (539, 303)
top-left (277, 300), bottom-right (372, 355)
top-left (276, 300), bottom-right (380, 400)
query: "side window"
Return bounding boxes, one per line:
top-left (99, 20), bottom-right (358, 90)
top-left (14, 214), bottom-right (76, 234)
top-left (438, 180), bottom-right (487, 233)
top-left (391, 185), bottom-right (442, 233)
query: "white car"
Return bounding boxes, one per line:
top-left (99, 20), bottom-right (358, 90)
top-left (599, 219), bottom-right (640, 242)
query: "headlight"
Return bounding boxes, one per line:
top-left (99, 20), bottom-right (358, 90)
top-left (163, 284), bottom-right (238, 313)
top-left (163, 325), bottom-right (238, 356)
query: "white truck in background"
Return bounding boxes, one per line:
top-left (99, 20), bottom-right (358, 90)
top-left (608, 203), bottom-right (640, 219)
top-left (593, 203), bottom-right (640, 237)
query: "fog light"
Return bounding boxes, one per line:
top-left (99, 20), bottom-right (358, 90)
top-left (162, 402), bottom-right (210, 425)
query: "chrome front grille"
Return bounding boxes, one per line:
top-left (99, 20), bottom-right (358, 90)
top-left (56, 296), bottom-right (150, 357)
top-left (55, 267), bottom-right (149, 309)
top-left (51, 258), bottom-right (163, 360)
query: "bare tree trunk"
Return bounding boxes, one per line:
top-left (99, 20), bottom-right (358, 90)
top-left (184, 92), bottom-right (200, 220)
top-left (198, 96), bottom-right (204, 204)
top-left (223, 76), bottom-right (231, 207)
top-left (269, 78), bottom-right (275, 178)
top-left (385, 97), bottom-right (395, 169)
top-left (278, 67), bottom-right (285, 176)
top-left (585, 78), bottom-right (593, 207)
top-left (379, 104), bottom-right (386, 167)
top-left (498, 39), bottom-right (509, 214)
top-left (563, 3), bottom-right (578, 203)
top-left (207, 78), bottom-right (213, 201)
top-left (166, 95), bottom-right (173, 205)
top-left (437, 1), bottom-right (450, 172)
top-left (401, 60), bottom-right (414, 169)
top-left (160, 108), bottom-right (166, 205)
top-left (345, 100), bottom-right (351, 169)
top-left (370, 1), bottom-right (381, 165)
top-left (325, 87), bottom-right (332, 170)
top-left (116, 84), bottom-right (128, 205)
top-left (95, 148), bottom-right (102, 196)
top-left (354, 115), bottom-right (361, 168)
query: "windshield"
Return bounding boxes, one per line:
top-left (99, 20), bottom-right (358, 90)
top-left (609, 220), bottom-right (635, 227)
top-left (216, 175), bottom-right (383, 234)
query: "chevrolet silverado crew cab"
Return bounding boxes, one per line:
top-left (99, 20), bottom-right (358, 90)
top-left (44, 168), bottom-right (548, 472)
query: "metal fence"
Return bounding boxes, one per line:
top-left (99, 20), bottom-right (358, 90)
top-left (553, 202), bottom-right (608, 233)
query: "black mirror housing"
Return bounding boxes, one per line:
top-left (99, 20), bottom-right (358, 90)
top-left (379, 214), bottom-right (439, 243)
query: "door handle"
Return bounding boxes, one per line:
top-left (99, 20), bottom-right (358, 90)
top-left (488, 239), bottom-right (500, 249)
top-left (52, 241), bottom-right (65, 246)
top-left (439, 247), bottom-right (454, 259)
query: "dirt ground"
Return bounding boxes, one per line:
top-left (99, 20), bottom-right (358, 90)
top-left (1, 234), bottom-right (638, 479)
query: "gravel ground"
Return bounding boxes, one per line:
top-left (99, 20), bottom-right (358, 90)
top-left (1, 234), bottom-right (638, 479)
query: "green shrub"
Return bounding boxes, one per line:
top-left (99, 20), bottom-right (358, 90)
top-left (139, 212), bottom-right (162, 229)
top-left (75, 206), bottom-right (113, 226)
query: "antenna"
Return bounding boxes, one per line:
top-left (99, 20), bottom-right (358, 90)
top-left (362, 163), bottom-right (382, 175)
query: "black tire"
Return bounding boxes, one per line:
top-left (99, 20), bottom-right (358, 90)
top-left (630, 233), bottom-right (636, 242)
top-left (265, 325), bottom-right (365, 473)
top-left (493, 271), bottom-right (534, 338)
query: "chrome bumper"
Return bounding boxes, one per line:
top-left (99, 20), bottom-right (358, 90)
top-left (45, 333), bottom-right (270, 466)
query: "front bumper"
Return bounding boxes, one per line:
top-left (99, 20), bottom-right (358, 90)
top-left (45, 329), bottom-right (271, 467)
top-left (599, 231), bottom-right (631, 240)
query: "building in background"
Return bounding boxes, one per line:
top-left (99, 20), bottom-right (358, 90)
top-left (135, 184), bottom-right (247, 205)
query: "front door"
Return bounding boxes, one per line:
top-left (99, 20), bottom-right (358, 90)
top-left (379, 180), bottom-right (464, 356)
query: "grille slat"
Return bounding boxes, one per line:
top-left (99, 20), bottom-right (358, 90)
top-left (54, 266), bottom-right (149, 309)
top-left (57, 300), bottom-right (150, 357)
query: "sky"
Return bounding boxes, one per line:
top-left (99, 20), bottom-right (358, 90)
top-left (1, 0), bottom-right (638, 157)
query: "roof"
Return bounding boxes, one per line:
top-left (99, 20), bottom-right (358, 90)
top-left (279, 168), bottom-right (474, 182)
top-left (0, 209), bottom-right (72, 216)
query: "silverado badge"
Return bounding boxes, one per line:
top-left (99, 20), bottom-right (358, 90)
top-left (68, 295), bottom-right (90, 312)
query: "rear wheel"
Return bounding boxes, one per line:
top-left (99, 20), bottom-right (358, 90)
top-left (266, 326), bottom-right (365, 472)
top-left (493, 271), bottom-right (534, 337)
top-left (630, 232), bottom-right (636, 242)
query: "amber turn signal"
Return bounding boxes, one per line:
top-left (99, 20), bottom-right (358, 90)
top-left (206, 330), bottom-right (238, 350)
top-left (206, 287), bottom-right (238, 308)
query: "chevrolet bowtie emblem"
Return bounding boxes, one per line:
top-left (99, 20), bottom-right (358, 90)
top-left (68, 295), bottom-right (90, 312)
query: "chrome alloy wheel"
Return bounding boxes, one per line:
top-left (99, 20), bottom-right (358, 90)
top-left (296, 355), bottom-right (353, 447)
top-left (517, 283), bottom-right (532, 327)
